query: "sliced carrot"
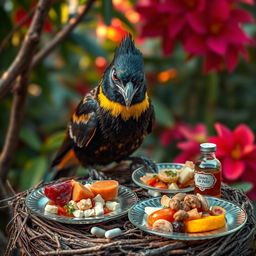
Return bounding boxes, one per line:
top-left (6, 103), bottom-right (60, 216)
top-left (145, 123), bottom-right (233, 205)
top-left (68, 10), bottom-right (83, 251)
top-left (154, 181), bottom-right (168, 189)
top-left (90, 180), bottom-right (119, 200)
top-left (72, 181), bottom-right (95, 201)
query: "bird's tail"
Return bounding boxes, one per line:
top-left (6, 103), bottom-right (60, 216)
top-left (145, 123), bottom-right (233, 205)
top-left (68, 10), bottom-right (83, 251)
top-left (49, 133), bottom-right (80, 180)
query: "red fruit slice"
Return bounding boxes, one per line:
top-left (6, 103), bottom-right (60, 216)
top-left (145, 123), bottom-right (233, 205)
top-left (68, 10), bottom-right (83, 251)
top-left (44, 180), bottom-right (72, 206)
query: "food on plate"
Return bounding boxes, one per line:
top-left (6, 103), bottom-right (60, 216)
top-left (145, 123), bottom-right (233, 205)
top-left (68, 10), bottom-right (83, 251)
top-left (90, 180), bottom-right (119, 200)
top-left (140, 161), bottom-right (195, 190)
top-left (72, 180), bottom-right (95, 201)
top-left (185, 215), bottom-right (226, 233)
top-left (44, 180), bottom-right (72, 206)
top-left (146, 193), bottom-right (226, 233)
top-left (44, 180), bottom-right (121, 218)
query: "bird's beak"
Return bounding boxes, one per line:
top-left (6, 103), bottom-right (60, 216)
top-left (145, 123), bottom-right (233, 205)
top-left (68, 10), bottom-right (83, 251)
top-left (122, 81), bottom-right (136, 107)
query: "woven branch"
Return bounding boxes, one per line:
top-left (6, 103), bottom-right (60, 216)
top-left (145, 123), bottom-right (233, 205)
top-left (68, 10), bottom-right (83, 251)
top-left (3, 173), bottom-right (256, 256)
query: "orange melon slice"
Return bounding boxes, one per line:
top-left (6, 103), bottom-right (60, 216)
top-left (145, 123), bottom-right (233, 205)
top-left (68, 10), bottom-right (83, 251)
top-left (185, 215), bottom-right (226, 233)
top-left (90, 180), bottom-right (119, 200)
top-left (72, 181), bottom-right (94, 201)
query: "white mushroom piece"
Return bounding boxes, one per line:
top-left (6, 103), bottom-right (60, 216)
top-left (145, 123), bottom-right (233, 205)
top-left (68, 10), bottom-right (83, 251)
top-left (196, 193), bottom-right (210, 211)
top-left (152, 219), bottom-right (173, 233)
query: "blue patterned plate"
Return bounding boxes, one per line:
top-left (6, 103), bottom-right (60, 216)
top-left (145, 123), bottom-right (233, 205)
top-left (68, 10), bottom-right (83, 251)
top-left (132, 163), bottom-right (194, 194)
top-left (128, 196), bottom-right (247, 240)
top-left (26, 180), bottom-right (138, 224)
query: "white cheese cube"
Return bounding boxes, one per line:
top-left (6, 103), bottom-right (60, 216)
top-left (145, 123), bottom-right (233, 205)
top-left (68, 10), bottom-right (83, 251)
top-left (94, 202), bottom-right (104, 216)
top-left (106, 201), bottom-right (121, 212)
top-left (77, 199), bottom-right (92, 210)
top-left (44, 204), bottom-right (58, 214)
top-left (73, 210), bottom-right (84, 218)
top-left (168, 183), bottom-right (179, 190)
top-left (93, 194), bottom-right (105, 205)
top-left (68, 200), bottom-right (78, 210)
top-left (147, 189), bottom-right (161, 197)
top-left (84, 208), bottom-right (95, 217)
top-left (84, 183), bottom-right (92, 191)
top-left (178, 167), bottom-right (194, 184)
top-left (144, 207), bottom-right (160, 216)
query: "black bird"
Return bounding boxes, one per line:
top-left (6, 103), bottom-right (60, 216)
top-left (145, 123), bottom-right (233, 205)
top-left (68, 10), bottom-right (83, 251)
top-left (51, 34), bottom-right (155, 179)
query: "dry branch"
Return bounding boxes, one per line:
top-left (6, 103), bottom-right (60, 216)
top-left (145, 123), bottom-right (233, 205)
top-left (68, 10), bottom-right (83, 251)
top-left (0, 0), bottom-right (52, 98)
top-left (32, 0), bottom-right (96, 69)
top-left (0, 7), bottom-right (36, 55)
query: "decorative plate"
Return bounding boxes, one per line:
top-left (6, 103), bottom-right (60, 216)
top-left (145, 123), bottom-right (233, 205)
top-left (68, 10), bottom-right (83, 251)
top-left (128, 196), bottom-right (247, 240)
top-left (132, 163), bottom-right (194, 194)
top-left (26, 180), bottom-right (138, 224)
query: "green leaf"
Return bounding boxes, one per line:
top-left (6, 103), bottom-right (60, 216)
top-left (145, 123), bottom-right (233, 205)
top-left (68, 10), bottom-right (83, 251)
top-left (151, 96), bottom-right (173, 127)
top-left (40, 132), bottom-right (65, 152)
top-left (230, 182), bottom-right (253, 193)
top-left (20, 127), bottom-right (42, 150)
top-left (102, 0), bottom-right (113, 26)
top-left (20, 156), bottom-right (48, 190)
top-left (69, 32), bottom-right (107, 58)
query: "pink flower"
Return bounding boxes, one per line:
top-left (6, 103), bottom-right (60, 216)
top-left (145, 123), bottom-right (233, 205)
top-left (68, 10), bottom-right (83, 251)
top-left (160, 122), bottom-right (190, 146)
top-left (136, 0), bottom-right (253, 72)
top-left (173, 124), bottom-right (208, 163)
top-left (208, 123), bottom-right (256, 181)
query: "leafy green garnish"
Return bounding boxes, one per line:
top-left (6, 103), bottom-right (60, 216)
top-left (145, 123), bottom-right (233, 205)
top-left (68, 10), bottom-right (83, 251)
top-left (164, 170), bottom-right (177, 177)
top-left (153, 174), bottom-right (158, 178)
top-left (64, 202), bottom-right (75, 215)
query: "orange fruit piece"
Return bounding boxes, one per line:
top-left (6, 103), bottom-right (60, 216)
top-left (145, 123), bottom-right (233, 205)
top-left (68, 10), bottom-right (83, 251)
top-left (90, 180), bottom-right (119, 200)
top-left (184, 215), bottom-right (226, 233)
top-left (72, 181), bottom-right (94, 201)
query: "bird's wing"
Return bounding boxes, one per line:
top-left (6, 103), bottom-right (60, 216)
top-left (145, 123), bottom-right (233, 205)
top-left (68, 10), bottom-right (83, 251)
top-left (51, 88), bottom-right (98, 170)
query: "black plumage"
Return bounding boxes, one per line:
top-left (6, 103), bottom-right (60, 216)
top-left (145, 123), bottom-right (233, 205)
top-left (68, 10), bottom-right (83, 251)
top-left (51, 35), bottom-right (155, 177)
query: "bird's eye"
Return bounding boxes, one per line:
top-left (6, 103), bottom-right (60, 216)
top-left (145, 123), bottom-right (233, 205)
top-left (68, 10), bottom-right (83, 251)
top-left (112, 70), bottom-right (118, 81)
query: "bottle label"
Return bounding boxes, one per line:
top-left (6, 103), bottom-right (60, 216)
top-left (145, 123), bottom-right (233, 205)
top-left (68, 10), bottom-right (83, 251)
top-left (195, 172), bottom-right (217, 191)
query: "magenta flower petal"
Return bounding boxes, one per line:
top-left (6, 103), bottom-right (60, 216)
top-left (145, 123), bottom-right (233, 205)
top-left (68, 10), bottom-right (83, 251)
top-left (177, 141), bottom-right (199, 151)
top-left (209, 0), bottom-right (230, 23)
top-left (207, 36), bottom-right (227, 55)
top-left (231, 9), bottom-right (254, 23)
top-left (214, 123), bottom-right (232, 138)
top-left (224, 24), bottom-right (251, 44)
top-left (187, 13), bottom-right (206, 34)
top-left (233, 124), bottom-right (255, 148)
top-left (204, 51), bottom-right (223, 73)
top-left (183, 33), bottom-right (208, 55)
top-left (222, 157), bottom-right (245, 180)
top-left (168, 14), bottom-right (186, 37)
top-left (226, 45), bottom-right (239, 72)
top-left (162, 35), bottom-right (175, 56)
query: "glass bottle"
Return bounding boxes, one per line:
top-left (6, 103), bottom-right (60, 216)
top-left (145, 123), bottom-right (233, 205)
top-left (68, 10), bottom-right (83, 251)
top-left (194, 143), bottom-right (222, 197)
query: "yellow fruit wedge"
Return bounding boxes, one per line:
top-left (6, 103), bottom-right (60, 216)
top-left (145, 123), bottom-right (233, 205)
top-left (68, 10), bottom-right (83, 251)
top-left (185, 215), bottom-right (226, 233)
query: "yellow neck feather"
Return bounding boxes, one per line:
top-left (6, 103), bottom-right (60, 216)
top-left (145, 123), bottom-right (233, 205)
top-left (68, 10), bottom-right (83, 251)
top-left (98, 86), bottom-right (149, 121)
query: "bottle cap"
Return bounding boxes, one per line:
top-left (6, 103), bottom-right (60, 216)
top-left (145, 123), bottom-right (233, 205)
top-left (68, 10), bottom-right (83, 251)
top-left (200, 143), bottom-right (216, 152)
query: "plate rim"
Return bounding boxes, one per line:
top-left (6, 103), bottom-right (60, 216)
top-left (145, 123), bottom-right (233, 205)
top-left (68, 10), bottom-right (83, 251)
top-left (25, 180), bottom-right (138, 224)
top-left (128, 195), bottom-right (248, 240)
top-left (132, 162), bottom-right (194, 193)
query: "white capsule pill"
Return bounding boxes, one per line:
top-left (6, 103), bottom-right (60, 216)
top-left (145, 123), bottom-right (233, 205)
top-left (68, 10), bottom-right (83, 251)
top-left (90, 227), bottom-right (106, 237)
top-left (105, 228), bottom-right (122, 239)
top-left (147, 189), bottom-right (161, 197)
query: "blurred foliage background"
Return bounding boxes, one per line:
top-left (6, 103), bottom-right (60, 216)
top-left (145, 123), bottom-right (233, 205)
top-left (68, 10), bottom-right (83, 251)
top-left (0, 0), bottom-right (256, 206)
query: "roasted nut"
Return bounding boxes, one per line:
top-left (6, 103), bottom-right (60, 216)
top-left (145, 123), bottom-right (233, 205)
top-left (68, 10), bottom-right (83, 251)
top-left (173, 210), bottom-right (189, 221)
top-left (187, 208), bottom-right (202, 220)
top-left (172, 193), bottom-right (186, 202)
top-left (180, 201), bottom-right (191, 211)
top-left (184, 195), bottom-right (202, 209)
top-left (169, 198), bottom-right (181, 211)
top-left (152, 219), bottom-right (173, 232)
top-left (160, 195), bottom-right (171, 208)
top-left (196, 193), bottom-right (210, 211)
